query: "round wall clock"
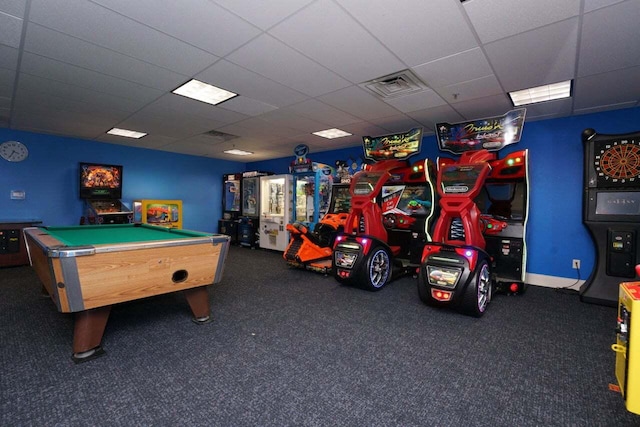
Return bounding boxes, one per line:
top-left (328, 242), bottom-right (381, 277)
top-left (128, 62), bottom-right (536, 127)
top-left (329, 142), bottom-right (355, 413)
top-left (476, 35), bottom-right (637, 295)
top-left (0, 141), bottom-right (29, 162)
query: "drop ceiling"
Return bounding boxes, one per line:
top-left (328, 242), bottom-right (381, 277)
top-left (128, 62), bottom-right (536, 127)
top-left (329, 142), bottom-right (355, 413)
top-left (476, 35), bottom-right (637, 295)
top-left (1, 0), bottom-right (638, 161)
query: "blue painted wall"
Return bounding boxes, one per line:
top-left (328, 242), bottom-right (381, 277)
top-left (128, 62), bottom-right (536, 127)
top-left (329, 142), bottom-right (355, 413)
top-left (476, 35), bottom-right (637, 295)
top-left (3, 106), bottom-right (640, 280)
top-left (0, 129), bottom-right (244, 233)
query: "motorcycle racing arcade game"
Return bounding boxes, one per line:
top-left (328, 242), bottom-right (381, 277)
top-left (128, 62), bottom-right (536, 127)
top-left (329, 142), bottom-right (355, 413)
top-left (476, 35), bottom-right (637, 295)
top-left (332, 128), bottom-right (437, 291)
top-left (419, 109), bottom-right (528, 317)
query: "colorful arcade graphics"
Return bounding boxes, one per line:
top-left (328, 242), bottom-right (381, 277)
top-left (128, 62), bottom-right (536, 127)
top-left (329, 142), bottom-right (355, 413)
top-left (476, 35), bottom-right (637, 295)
top-left (79, 162), bottom-right (132, 225)
top-left (332, 128), bottom-right (437, 291)
top-left (133, 200), bottom-right (182, 228)
top-left (259, 174), bottom-right (293, 252)
top-left (218, 173), bottom-right (242, 244)
top-left (614, 281), bottom-right (640, 415)
top-left (581, 128), bottom-right (640, 306)
top-left (419, 110), bottom-right (528, 317)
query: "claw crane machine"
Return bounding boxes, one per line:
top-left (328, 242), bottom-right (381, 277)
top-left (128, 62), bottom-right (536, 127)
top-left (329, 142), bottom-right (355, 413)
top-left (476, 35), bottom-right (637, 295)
top-left (218, 172), bottom-right (242, 244)
top-left (238, 171), bottom-right (272, 248)
top-left (259, 173), bottom-right (293, 252)
top-left (289, 144), bottom-right (334, 231)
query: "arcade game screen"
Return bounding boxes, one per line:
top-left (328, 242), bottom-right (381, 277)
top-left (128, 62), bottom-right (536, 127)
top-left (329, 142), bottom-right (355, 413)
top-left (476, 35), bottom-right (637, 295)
top-left (475, 182), bottom-right (526, 221)
top-left (329, 185), bottom-right (352, 214)
top-left (79, 163), bottom-right (123, 199)
top-left (382, 185), bottom-right (432, 216)
top-left (440, 164), bottom-right (485, 194)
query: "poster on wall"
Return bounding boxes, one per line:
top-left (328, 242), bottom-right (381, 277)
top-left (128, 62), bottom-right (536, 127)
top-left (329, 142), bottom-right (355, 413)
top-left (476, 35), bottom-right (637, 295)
top-left (363, 128), bottom-right (423, 162)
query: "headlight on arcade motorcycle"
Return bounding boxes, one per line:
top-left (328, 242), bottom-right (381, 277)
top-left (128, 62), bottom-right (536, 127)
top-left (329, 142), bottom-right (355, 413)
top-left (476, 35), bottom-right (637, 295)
top-left (426, 266), bottom-right (462, 288)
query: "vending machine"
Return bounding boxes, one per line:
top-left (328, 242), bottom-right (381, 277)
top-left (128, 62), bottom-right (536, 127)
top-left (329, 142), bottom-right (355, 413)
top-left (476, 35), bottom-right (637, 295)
top-left (218, 173), bottom-right (242, 244)
top-left (238, 171), bottom-right (272, 248)
top-left (614, 280), bottom-right (640, 414)
top-left (259, 174), bottom-right (293, 251)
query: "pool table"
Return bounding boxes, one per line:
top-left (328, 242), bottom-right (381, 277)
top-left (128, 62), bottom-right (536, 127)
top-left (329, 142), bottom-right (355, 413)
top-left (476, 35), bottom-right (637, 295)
top-left (24, 224), bottom-right (230, 363)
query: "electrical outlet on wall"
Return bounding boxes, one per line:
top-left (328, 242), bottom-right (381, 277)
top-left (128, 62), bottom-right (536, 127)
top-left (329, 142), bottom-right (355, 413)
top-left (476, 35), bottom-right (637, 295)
top-left (572, 259), bottom-right (581, 269)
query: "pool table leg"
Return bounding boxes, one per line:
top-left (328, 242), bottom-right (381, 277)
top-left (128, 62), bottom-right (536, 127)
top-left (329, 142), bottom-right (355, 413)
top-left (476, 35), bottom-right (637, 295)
top-left (184, 285), bottom-right (211, 324)
top-left (72, 306), bottom-right (111, 363)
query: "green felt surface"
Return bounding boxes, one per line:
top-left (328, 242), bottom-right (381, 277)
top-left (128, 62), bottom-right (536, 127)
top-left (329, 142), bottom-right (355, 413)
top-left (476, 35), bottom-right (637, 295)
top-left (43, 224), bottom-right (210, 246)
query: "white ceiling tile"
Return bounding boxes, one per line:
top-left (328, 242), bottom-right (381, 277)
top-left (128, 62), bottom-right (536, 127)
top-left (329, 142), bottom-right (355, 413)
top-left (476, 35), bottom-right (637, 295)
top-left (24, 24), bottom-right (188, 90)
top-left (317, 86), bottom-right (401, 121)
top-left (92, 0), bottom-right (261, 56)
top-left (261, 109), bottom-right (329, 133)
top-left (0, 67), bottom-right (15, 98)
top-left (270, 0), bottom-right (404, 84)
top-left (449, 94), bottom-right (514, 121)
top-left (439, 75), bottom-right (503, 104)
top-left (383, 89), bottom-right (447, 113)
top-left (29, 0), bottom-right (218, 75)
top-left (149, 93), bottom-right (248, 124)
top-left (574, 101), bottom-right (638, 116)
top-left (412, 48), bottom-right (493, 89)
top-left (0, 0), bottom-right (26, 17)
top-left (485, 19), bottom-right (579, 92)
top-left (0, 44), bottom-right (19, 70)
top-left (339, 0), bottom-right (478, 67)
top-left (96, 133), bottom-right (177, 150)
top-left (574, 67), bottom-right (640, 110)
top-left (578, 1), bottom-right (640, 77)
top-left (220, 96), bottom-right (279, 117)
top-left (523, 98), bottom-right (573, 120)
top-left (0, 95), bottom-right (10, 108)
top-left (464, 0), bottom-right (580, 44)
top-left (196, 60), bottom-right (308, 108)
top-left (0, 10), bottom-right (23, 48)
top-left (584, 0), bottom-right (626, 13)
top-left (374, 114), bottom-right (424, 133)
top-left (20, 52), bottom-right (164, 104)
top-left (407, 105), bottom-right (465, 130)
top-left (213, 0), bottom-right (314, 31)
top-left (281, 99), bottom-right (361, 127)
top-left (227, 34), bottom-right (351, 97)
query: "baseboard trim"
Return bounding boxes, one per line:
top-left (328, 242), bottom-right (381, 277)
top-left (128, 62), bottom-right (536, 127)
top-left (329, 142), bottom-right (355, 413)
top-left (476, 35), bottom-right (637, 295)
top-left (524, 272), bottom-right (584, 290)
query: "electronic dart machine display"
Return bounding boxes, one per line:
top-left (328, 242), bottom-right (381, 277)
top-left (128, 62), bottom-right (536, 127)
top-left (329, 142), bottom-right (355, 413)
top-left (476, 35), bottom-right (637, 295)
top-left (581, 128), bottom-right (640, 306)
top-left (79, 162), bottom-right (132, 224)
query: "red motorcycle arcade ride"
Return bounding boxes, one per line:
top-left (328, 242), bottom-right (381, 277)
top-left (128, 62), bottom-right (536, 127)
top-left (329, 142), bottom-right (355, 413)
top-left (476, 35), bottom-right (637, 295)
top-left (419, 109), bottom-right (528, 316)
top-left (333, 128), bottom-right (437, 291)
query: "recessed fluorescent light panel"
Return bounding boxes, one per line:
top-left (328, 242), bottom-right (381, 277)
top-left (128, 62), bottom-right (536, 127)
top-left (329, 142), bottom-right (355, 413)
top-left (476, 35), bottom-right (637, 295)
top-left (224, 149), bottom-right (253, 156)
top-left (172, 79), bottom-right (238, 105)
top-left (312, 128), bottom-right (352, 139)
top-left (107, 128), bottom-right (147, 138)
top-left (509, 80), bottom-right (572, 106)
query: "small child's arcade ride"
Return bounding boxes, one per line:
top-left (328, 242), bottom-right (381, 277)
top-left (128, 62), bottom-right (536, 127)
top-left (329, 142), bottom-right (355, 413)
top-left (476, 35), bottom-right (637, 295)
top-left (332, 128), bottom-right (437, 291)
top-left (580, 128), bottom-right (640, 306)
top-left (79, 162), bottom-right (133, 225)
top-left (418, 109), bottom-right (528, 317)
top-left (133, 199), bottom-right (182, 228)
top-left (284, 182), bottom-right (351, 273)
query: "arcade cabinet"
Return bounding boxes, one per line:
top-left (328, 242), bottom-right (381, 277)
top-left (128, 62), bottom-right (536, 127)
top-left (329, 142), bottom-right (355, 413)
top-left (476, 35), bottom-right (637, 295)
top-left (581, 128), bottom-right (640, 306)
top-left (133, 199), bottom-right (182, 228)
top-left (218, 173), bottom-right (242, 244)
top-left (289, 145), bottom-right (334, 230)
top-left (79, 162), bottom-right (132, 225)
top-left (614, 276), bottom-right (640, 415)
top-left (259, 173), bottom-right (293, 252)
top-left (332, 128), bottom-right (437, 291)
top-left (238, 171), bottom-right (272, 249)
top-left (418, 109), bottom-right (528, 316)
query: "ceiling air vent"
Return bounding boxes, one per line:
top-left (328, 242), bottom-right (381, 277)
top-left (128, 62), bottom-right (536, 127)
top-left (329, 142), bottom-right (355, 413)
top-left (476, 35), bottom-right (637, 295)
top-left (362, 70), bottom-right (429, 99)
top-left (202, 130), bottom-right (239, 143)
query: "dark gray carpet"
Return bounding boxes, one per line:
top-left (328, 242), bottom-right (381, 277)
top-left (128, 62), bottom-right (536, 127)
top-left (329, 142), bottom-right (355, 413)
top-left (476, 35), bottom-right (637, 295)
top-left (1, 245), bottom-right (638, 426)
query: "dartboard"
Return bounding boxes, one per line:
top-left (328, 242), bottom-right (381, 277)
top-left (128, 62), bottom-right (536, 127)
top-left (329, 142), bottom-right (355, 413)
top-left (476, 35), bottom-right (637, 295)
top-left (595, 139), bottom-right (640, 186)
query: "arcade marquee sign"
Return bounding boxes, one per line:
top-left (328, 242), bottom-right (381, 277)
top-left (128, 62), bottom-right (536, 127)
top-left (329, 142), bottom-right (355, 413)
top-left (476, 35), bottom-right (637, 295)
top-left (435, 108), bottom-right (526, 154)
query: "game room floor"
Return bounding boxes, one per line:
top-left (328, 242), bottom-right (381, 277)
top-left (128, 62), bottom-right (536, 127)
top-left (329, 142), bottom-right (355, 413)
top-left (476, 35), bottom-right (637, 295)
top-left (1, 245), bottom-right (637, 426)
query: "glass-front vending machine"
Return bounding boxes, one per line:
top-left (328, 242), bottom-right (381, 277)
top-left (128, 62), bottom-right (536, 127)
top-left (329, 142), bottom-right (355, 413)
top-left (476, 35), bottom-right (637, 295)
top-left (259, 174), bottom-right (293, 251)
